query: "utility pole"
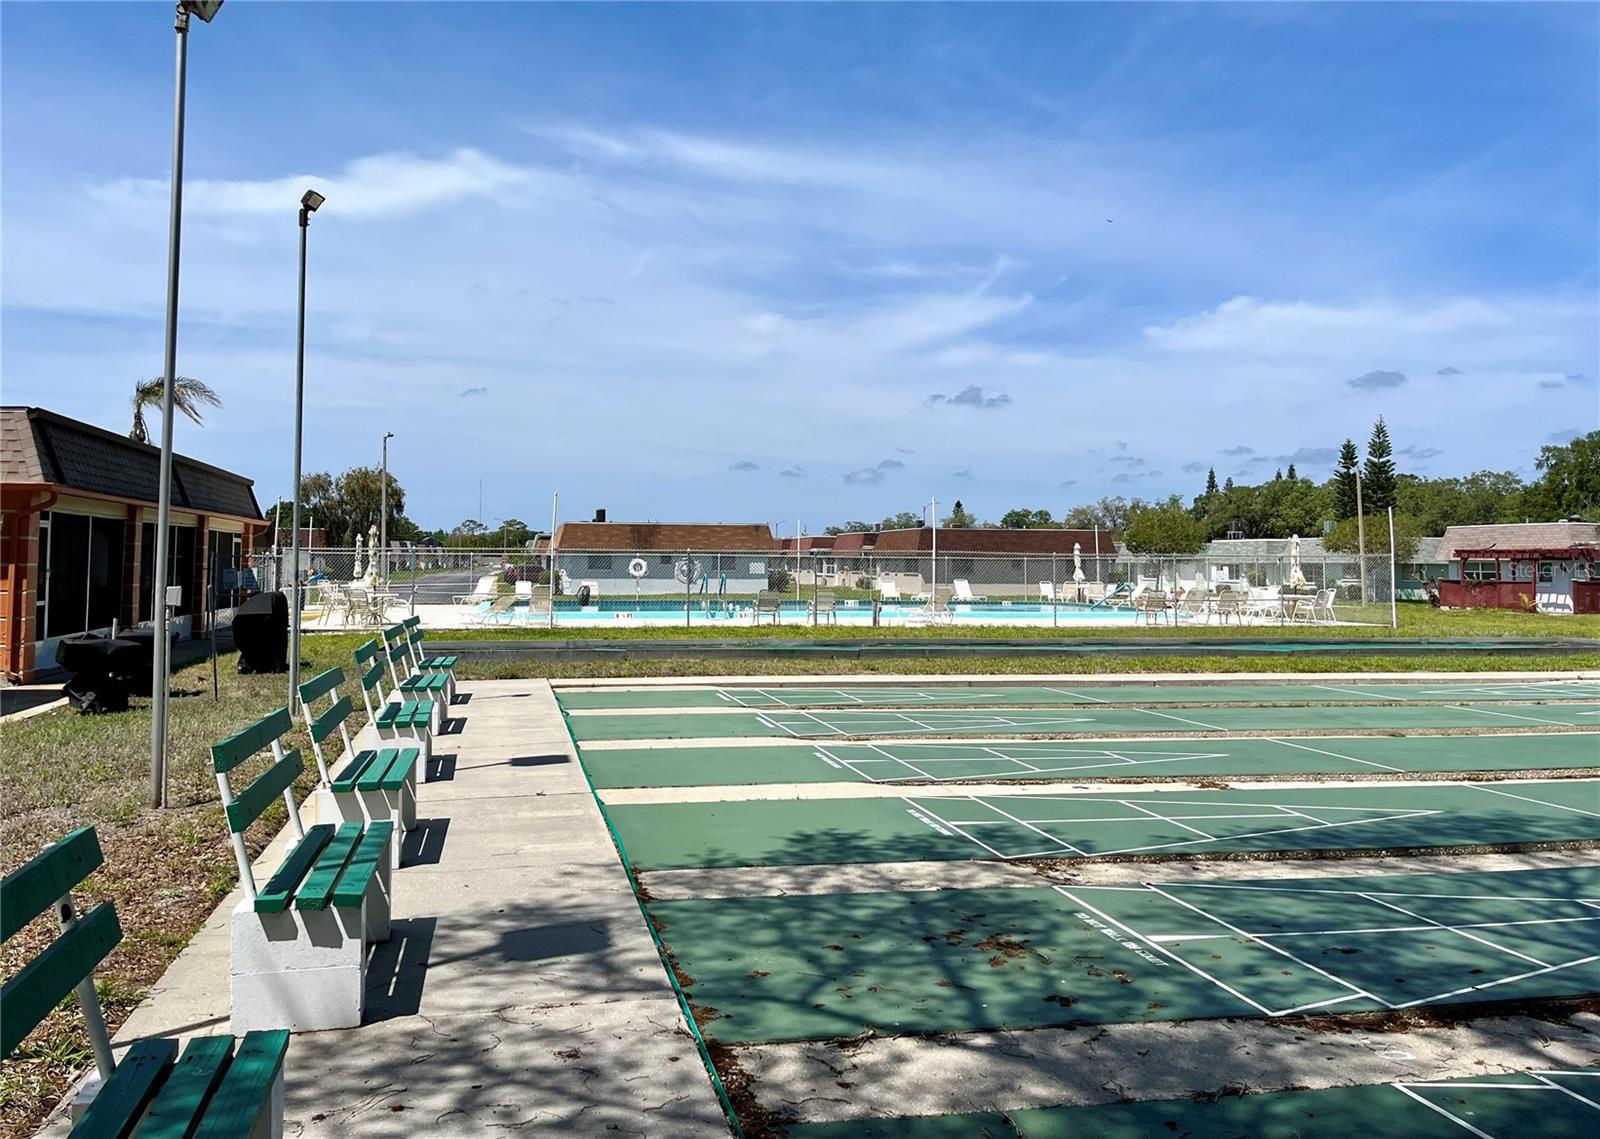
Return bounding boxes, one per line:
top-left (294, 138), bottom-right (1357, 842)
top-left (380, 431), bottom-right (394, 583)
top-left (1355, 466), bottom-right (1368, 607)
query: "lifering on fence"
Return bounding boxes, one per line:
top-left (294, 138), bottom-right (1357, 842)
top-left (628, 558), bottom-right (649, 578)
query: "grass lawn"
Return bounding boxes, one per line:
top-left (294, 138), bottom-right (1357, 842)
top-left (0, 611), bottom-right (1593, 1138)
top-left (437, 605), bottom-right (1600, 642)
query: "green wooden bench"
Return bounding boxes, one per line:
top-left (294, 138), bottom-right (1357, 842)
top-left (2, 827), bottom-right (291, 1137)
top-left (382, 623), bottom-right (447, 730)
top-left (353, 640), bottom-right (435, 763)
top-left (401, 615), bottom-right (457, 701)
top-left (212, 709), bottom-right (391, 1032)
top-left (299, 666), bottom-right (419, 863)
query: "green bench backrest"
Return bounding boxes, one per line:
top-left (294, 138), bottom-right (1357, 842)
top-left (1, 828), bottom-right (119, 1067)
top-left (209, 710), bottom-right (308, 899)
top-left (298, 667), bottom-right (357, 784)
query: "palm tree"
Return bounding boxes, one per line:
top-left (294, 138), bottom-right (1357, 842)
top-left (130, 376), bottom-right (222, 443)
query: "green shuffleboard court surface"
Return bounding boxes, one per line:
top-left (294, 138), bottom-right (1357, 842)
top-left (558, 679), bottom-right (1600, 710)
top-left (564, 702), bottom-right (1600, 741)
top-left (649, 866), bottom-right (1600, 1043)
top-left (607, 780), bottom-right (1600, 869)
top-left (783, 1068), bottom-right (1600, 1139)
top-left (578, 732), bottom-right (1600, 788)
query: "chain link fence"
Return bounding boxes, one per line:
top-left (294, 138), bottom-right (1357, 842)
top-left (247, 544), bottom-right (1399, 630)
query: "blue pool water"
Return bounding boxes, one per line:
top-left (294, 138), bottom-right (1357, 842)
top-left (469, 598), bottom-right (1146, 626)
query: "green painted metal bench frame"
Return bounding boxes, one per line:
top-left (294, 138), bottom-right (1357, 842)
top-left (353, 639), bottom-right (434, 755)
top-left (401, 614), bottom-right (457, 696)
top-left (298, 667), bottom-right (420, 864)
top-left (2, 828), bottom-right (291, 1138)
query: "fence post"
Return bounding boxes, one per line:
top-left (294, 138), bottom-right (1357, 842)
top-left (1388, 507), bottom-right (1398, 630)
top-left (685, 548), bottom-right (692, 629)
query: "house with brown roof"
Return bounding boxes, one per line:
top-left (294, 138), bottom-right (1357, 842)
top-left (536, 520), bottom-right (779, 596)
top-left (1435, 521), bottom-right (1599, 613)
top-left (1, 406), bottom-right (264, 680)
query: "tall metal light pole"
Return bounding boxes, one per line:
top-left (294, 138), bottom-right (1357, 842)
top-left (380, 431), bottom-right (394, 582)
top-left (149, 0), bottom-right (224, 810)
top-left (1354, 466), bottom-right (1368, 607)
top-left (289, 187), bottom-right (325, 715)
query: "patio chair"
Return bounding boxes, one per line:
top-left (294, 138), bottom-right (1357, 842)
top-left (1136, 590), bottom-right (1172, 625)
top-left (1081, 581), bottom-right (1106, 602)
top-left (1039, 581), bottom-right (1056, 602)
top-left (1313, 588), bottom-right (1338, 623)
top-left (878, 579), bottom-right (902, 602)
top-left (754, 592), bottom-right (786, 624)
top-left (514, 580), bottom-right (534, 606)
top-left (453, 574), bottom-right (498, 606)
top-left (1212, 587), bottom-right (1246, 625)
top-left (952, 579), bottom-right (985, 602)
top-left (811, 589), bottom-right (838, 625)
top-left (1175, 587), bottom-right (1209, 622)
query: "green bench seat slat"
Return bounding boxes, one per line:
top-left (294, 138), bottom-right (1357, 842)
top-left (254, 825), bottom-right (334, 914)
top-left (375, 702), bottom-right (400, 728)
top-left (294, 823), bottom-right (364, 911)
top-left (423, 655), bottom-right (456, 670)
top-left (308, 695), bottom-right (353, 745)
top-left (400, 674), bottom-right (446, 694)
top-left (331, 823), bottom-right (394, 908)
top-left (69, 1037), bottom-right (177, 1139)
top-left (210, 708), bottom-right (294, 773)
top-left (1, 826), bottom-right (103, 942)
top-left (1, 902), bottom-right (121, 1057)
top-left (129, 1034), bottom-right (233, 1139)
top-left (190, 1030), bottom-right (290, 1139)
top-left (296, 667), bottom-right (344, 707)
top-left (224, 750), bottom-right (304, 835)
top-left (330, 751), bottom-right (382, 794)
top-left (355, 748), bottom-right (399, 793)
top-left (378, 749), bottom-right (419, 792)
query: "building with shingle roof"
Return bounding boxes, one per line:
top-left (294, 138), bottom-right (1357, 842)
top-left (1, 406), bottom-right (264, 680)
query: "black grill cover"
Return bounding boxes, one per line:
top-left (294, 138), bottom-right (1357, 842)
top-left (234, 591), bottom-right (288, 674)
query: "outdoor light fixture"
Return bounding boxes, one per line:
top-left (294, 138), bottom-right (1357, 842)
top-left (289, 186), bottom-right (327, 713)
top-left (301, 189), bottom-right (326, 213)
top-left (182, 1), bottom-right (225, 23)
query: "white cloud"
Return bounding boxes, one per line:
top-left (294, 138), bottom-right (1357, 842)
top-left (91, 149), bottom-right (532, 220)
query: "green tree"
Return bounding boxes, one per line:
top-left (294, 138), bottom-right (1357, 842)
top-left (1324, 513), bottom-right (1422, 564)
top-left (1123, 505), bottom-right (1206, 554)
top-left (825, 521), bottom-right (876, 535)
top-left (1205, 467), bottom-right (1219, 497)
top-left (1286, 462), bottom-right (1298, 481)
top-left (130, 375), bottom-right (222, 443)
top-left (1362, 417), bottom-right (1398, 513)
top-left (1526, 430), bottom-right (1600, 519)
top-left (877, 511), bottom-right (924, 530)
top-left (1333, 438), bottom-right (1361, 519)
top-left (999, 507), bottom-right (1055, 529)
top-left (942, 500), bottom-right (978, 528)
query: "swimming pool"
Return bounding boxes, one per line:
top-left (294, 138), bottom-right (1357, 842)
top-left (468, 598), bottom-right (1149, 627)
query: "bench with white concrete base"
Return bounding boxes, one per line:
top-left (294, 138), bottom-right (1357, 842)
top-left (212, 709), bottom-right (392, 1033)
top-left (2, 827), bottom-right (290, 1138)
top-left (299, 666), bottom-right (419, 865)
top-left (401, 614), bottom-right (458, 702)
top-left (381, 623), bottom-right (448, 731)
top-left (353, 638), bottom-right (435, 763)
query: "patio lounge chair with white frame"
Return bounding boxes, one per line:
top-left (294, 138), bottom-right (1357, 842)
top-left (952, 579), bottom-right (986, 602)
top-left (1039, 581), bottom-right (1056, 602)
top-left (453, 574), bottom-right (498, 606)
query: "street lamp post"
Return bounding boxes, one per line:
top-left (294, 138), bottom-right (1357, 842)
top-left (288, 187), bottom-right (325, 716)
top-left (149, 0), bottom-right (224, 810)
top-left (380, 431), bottom-right (394, 582)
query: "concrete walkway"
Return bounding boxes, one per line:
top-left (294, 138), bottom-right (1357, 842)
top-left (54, 679), bottom-right (729, 1137)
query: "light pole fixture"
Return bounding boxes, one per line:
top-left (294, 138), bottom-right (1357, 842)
top-left (288, 185), bottom-right (324, 716)
top-left (149, 0), bottom-right (224, 810)
top-left (380, 431), bottom-right (394, 583)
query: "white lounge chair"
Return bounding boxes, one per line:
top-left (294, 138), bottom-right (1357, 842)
top-left (878, 580), bottom-right (902, 602)
top-left (1039, 581), bottom-right (1056, 602)
top-left (453, 574), bottom-right (498, 606)
top-left (952, 579), bottom-right (985, 602)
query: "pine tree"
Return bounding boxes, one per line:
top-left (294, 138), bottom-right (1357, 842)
top-left (1205, 467), bottom-right (1219, 497)
top-left (1286, 462), bottom-right (1297, 481)
top-left (1363, 417), bottom-right (1398, 513)
top-left (1273, 469), bottom-right (1283, 481)
top-left (1223, 476), bottom-right (1235, 493)
top-left (1334, 438), bottom-right (1360, 519)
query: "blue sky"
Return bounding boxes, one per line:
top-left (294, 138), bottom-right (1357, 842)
top-left (4, 1), bottom-right (1597, 532)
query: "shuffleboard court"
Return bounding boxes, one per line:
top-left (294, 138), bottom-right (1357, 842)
top-left (783, 1068), bottom-right (1600, 1139)
top-left (649, 866), bottom-right (1600, 1043)
top-left (558, 679), bottom-right (1600, 710)
top-left (564, 702), bottom-right (1600, 741)
top-left (606, 780), bottom-right (1600, 869)
top-left (578, 732), bottom-right (1600, 788)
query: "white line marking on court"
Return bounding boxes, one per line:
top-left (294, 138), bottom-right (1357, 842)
top-left (900, 797), bottom-right (1013, 859)
top-left (1356, 892), bottom-right (1551, 968)
top-left (1465, 782), bottom-right (1600, 819)
top-left (1132, 707), bottom-right (1228, 732)
top-left (1391, 1084), bottom-right (1499, 1138)
top-left (1460, 705), bottom-right (1581, 726)
top-left (959, 796), bottom-right (1088, 857)
top-left (1272, 994), bottom-right (1368, 1016)
top-left (1040, 687), bottom-right (1111, 703)
top-left (1391, 955), bottom-right (1600, 1009)
top-left (1529, 1072), bottom-right (1600, 1112)
top-left (1313, 683), bottom-right (1411, 701)
top-left (1119, 799), bottom-right (1216, 840)
top-left (1049, 885), bottom-right (1276, 1016)
top-left (1255, 915), bottom-right (1600, 939)
top-left (1140, 883), bottom-right (1393, 1012)
top-left (1264, 737), bottom-right (1406, 772)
